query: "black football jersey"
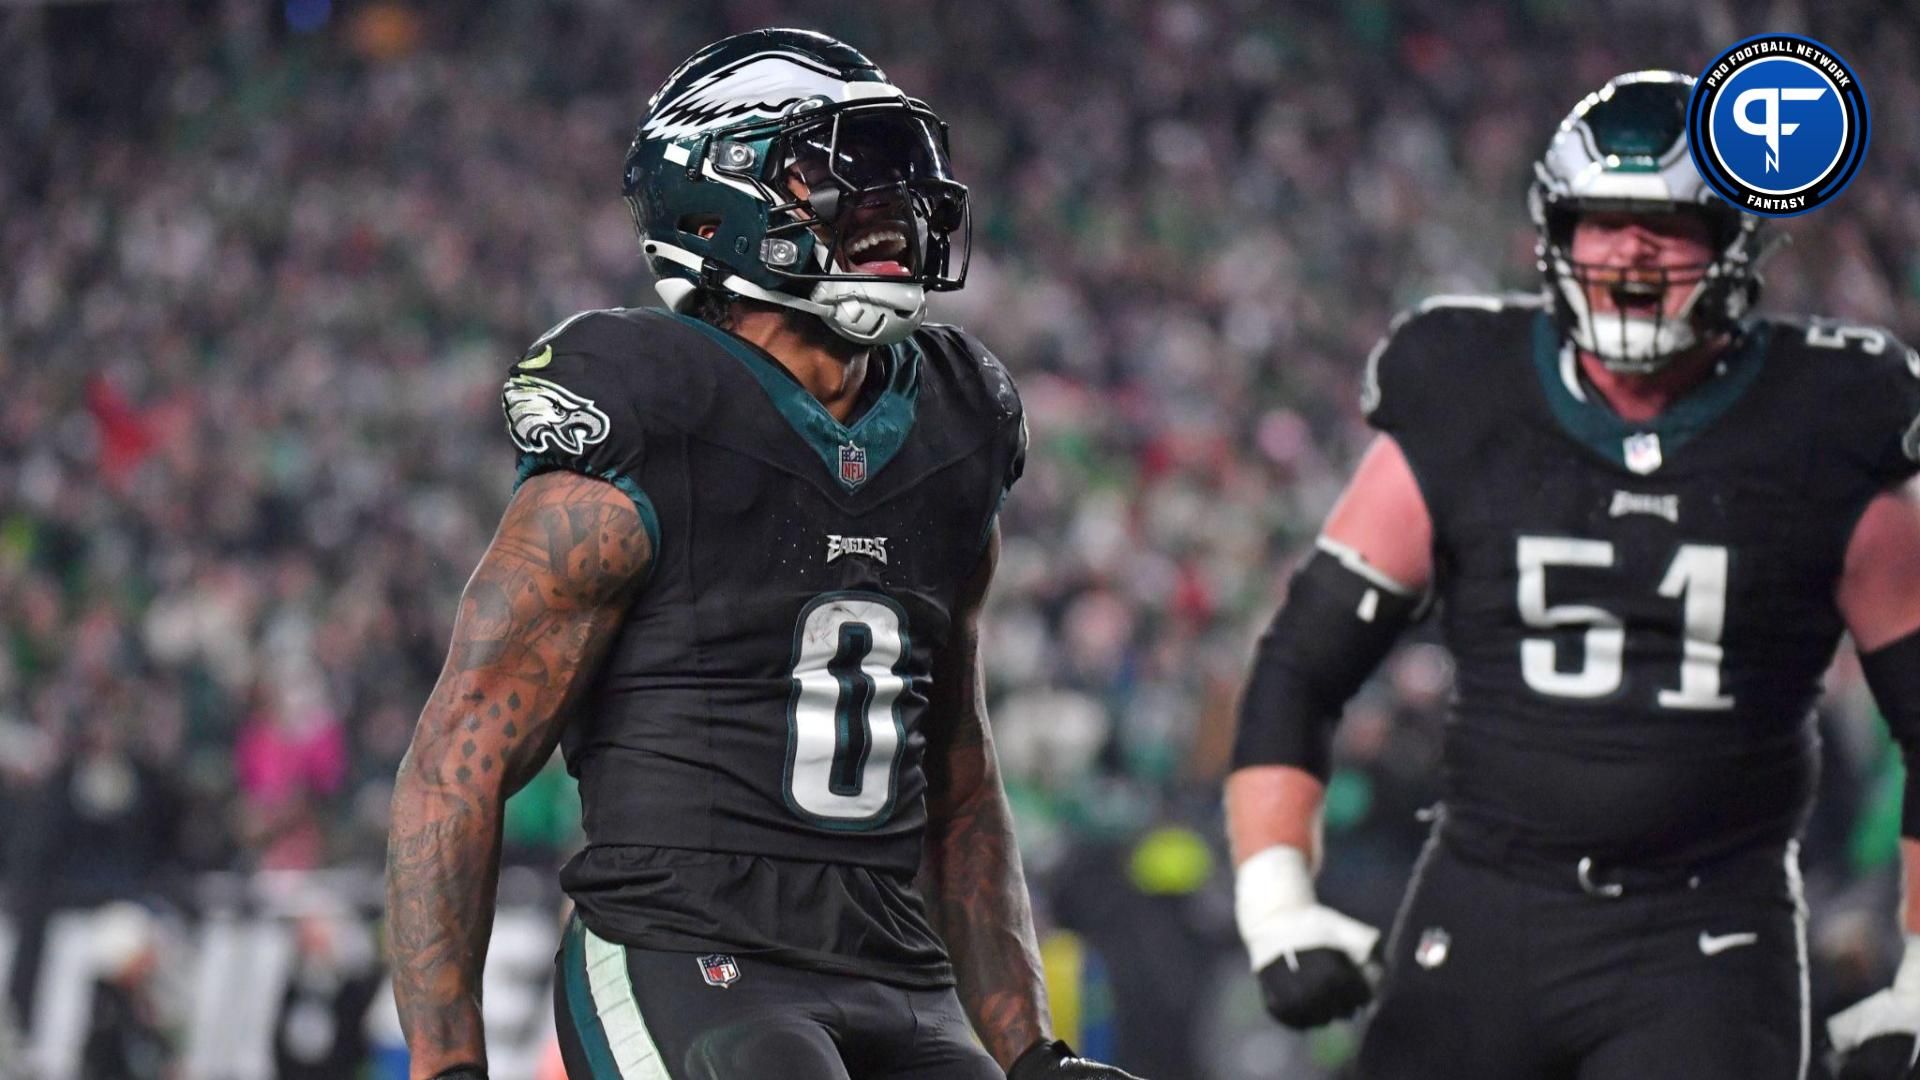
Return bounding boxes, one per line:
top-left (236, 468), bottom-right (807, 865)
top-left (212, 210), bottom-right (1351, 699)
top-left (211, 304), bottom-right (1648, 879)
top-left (500, 307), bottom-right (1024, 986)
top-left (1365, 295), bottom-right (1920, 867)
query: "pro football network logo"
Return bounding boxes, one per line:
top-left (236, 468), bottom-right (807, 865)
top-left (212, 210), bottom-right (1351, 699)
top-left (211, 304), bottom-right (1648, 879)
top-left (698, 953), bottom-right (741, 989)
top-left (1687, 34), bottom-right (1869, 217)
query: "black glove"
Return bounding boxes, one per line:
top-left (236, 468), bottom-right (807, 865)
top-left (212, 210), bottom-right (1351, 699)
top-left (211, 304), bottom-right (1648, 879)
top-left (1007, 1039), bottom-right (1147, 1080)
top-left (1836, 1034), bottom-right (1920, 1080)
top-left (1236, 847), bottom-right (1381, 1030)
top-left (1256, 947), bottom-right (1376, 1029)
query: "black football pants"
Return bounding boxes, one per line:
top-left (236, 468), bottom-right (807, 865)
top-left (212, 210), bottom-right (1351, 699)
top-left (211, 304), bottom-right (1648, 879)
top-left (554, 917), bottom-right (1001, 1080)
top-left (1356, 833), bottom-right (1810, 1080)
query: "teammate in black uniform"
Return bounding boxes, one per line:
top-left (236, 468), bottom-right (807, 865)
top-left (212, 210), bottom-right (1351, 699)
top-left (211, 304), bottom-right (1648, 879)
top-left (1225, 71), bottom-right (1920, 1079)
top-left (385, 29), bottom-right (1142, 1080)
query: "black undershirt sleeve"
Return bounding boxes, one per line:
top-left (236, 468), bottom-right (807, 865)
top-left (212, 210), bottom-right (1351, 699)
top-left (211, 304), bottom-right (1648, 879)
top-left (1231, 546), bottom-right (1424, 781)
top-left (1860, 626), bottom-right (1920, 840)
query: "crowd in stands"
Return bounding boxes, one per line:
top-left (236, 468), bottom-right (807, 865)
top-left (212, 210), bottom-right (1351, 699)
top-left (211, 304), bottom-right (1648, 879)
top-left (4, 1), bottom-right (1919, 1075)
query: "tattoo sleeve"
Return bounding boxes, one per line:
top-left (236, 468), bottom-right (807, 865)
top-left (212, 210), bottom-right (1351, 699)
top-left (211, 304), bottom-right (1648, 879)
top-left (919, 525), bottom-right (1052, 1068)
top-left (385, 470), bottom-right (650, 1078)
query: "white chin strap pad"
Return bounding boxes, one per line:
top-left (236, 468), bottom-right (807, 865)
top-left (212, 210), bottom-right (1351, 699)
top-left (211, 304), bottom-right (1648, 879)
top-left (1553, 255), bottom-right (1709, 374)
top-left (807, 278), bottom-right (927, 347)
top-left (654, 277), bottom-right (699, 312)
top-left (643, 240), bottom-right (925, 348)
top-left (1578, 307), bottom-right (1698, 365)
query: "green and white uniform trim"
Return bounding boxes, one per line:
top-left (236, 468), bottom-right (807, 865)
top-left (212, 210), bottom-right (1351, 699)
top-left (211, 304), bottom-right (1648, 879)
top-left (674, 313), bottom-right (921, 491)
top-left (1529, 311), bottom-right (1769, 472)
top-left (561, 918), bottom-right (673, 1080)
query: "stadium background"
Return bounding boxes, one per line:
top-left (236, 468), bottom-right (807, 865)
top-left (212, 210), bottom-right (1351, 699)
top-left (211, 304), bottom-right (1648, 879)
top-left (3, 0), bottom-right (1918, 1077)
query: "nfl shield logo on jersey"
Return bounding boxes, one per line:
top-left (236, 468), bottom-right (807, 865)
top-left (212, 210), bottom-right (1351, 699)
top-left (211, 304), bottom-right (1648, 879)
top-left (839, 442), bottom-right (869, 489)
top-left (698, 953), bottom-right (741, 988)
top-left (1623, 432), bottom-right (1663, 475)
top-left (1415, 927), bottom-right (1451, 970)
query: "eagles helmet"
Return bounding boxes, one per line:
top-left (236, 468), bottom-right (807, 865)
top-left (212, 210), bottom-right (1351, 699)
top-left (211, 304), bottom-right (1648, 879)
top-left (623, 29), bottom-right (969, 347)
top-left (1529, 70), bottom-right (1767, 373)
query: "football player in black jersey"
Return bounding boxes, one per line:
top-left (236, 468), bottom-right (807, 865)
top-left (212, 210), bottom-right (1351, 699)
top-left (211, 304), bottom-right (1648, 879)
top-left (385, 29), bottom-right (1142, 1080)
top-left (1226, 70), bottom-right (1920, 1079)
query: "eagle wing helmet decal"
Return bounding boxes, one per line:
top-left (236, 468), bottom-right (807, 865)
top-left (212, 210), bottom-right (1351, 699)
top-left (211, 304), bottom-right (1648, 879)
top-left (641, 51), bottom-right (853, 140)
top-left (502, 374), bottom-right (612, 456)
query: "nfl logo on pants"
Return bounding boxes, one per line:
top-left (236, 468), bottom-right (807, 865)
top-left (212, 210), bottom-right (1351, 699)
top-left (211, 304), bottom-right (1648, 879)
top-left (699, 953), bottom-right (741, 988)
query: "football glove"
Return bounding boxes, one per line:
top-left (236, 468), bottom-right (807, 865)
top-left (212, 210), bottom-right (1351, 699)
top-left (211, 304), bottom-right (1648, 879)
top-left (1832, 935), bottom-right (1920, 1080)
top-left (1007, 1039), bottom-right (1146, 1080)
top-left (1236, 845), bottom-right (1381, 1029)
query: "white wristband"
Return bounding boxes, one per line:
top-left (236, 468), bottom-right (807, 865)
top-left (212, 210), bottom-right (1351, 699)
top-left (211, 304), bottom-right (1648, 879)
top-left (1828, 932), bottom-right (1920, 1051)
top-left (1235, 846), bottom-right (1317, 928)
top-left (1892, 933), bottom-right (1920, 994)
top-left (1234, 846), bottom-right (1379, 972)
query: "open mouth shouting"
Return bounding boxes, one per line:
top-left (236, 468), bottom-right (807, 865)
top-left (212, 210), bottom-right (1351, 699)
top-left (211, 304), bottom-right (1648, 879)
top-left (1583, 263), bottom-right (1704, 318)
top-left (1608, 275), bottom-right (1666, 316)
top-left (840, 221), bottom-right (912, 277)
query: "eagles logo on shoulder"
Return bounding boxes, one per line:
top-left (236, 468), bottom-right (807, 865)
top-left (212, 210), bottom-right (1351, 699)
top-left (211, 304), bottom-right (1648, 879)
top-left (503, 374), bottom-right (611, 456)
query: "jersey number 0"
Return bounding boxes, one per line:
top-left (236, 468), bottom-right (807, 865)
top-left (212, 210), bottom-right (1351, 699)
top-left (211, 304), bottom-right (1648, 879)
top-left (785, 593), bottom-right (911, 828)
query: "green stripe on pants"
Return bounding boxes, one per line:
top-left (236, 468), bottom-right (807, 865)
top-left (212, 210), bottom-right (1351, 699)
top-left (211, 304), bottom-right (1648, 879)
top-left (563, 917), bottom-right (674, 1080)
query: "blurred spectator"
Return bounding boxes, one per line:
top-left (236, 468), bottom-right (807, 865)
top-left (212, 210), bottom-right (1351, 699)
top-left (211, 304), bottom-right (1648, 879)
top-left (0, 995), bottom-right (27, 1080)
top-left (272, 910), bottom-right (385, 1080)
top-left (6, 715), bottom-right (183, 1022)
top-left (78, 903), bottom-right (171, 1080)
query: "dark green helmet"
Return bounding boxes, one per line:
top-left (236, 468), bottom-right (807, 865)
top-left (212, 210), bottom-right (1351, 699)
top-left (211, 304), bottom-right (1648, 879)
top-left (622, 29), bottom-right (970, 346)
top-left (1528, 70), bottom-right (1765, 373)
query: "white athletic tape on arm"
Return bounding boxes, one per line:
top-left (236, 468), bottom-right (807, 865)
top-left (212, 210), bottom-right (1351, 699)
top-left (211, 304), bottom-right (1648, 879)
top-left (1233, 846), bottom-right (1379, 973)
top-left (1829, 933), bottom-right (1920, 1052)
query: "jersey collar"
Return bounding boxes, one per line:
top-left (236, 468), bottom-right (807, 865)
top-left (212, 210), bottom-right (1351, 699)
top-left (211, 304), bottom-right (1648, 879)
top-left (1530, 311), bottom-right (1769, 474)
top-left (673, 314), bottom-right (921, 493)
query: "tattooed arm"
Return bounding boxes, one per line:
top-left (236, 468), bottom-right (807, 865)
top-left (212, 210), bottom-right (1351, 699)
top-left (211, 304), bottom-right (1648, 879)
top-left (386, 471), bottom-right (650, 1079)
top-left (919, 524), bottom-right (1051, 1068)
